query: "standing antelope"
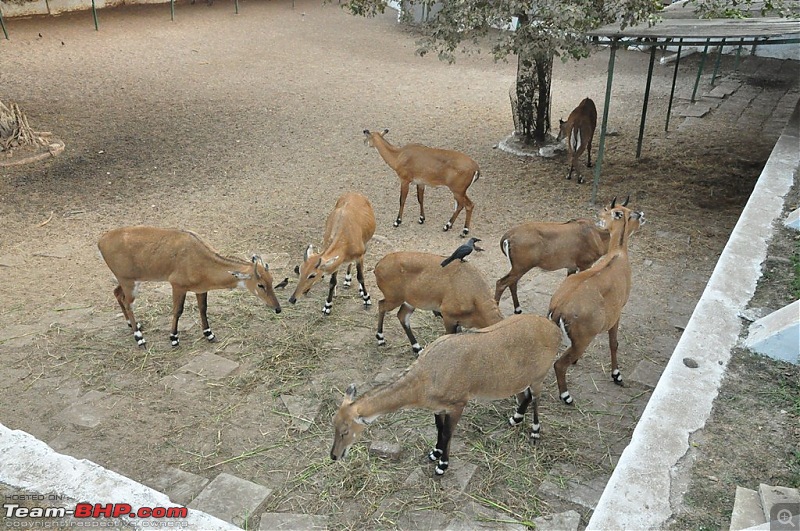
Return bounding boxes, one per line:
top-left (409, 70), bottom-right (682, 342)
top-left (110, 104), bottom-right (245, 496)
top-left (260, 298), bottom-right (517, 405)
top-left (363, 129), bottom-right (480, 237)
top-left (289, 192), bottom-right (376, 315)
top-left (331, 314), bottom-right (562, 475)
top-left (547, 197), bottom-right (646, 405)
top-left (495, 219), bottom-right (610, 314)
top-left (557, 98), bottom-right (597, 184)
top-left (98, 226), bottom-right (282, 347)
top-left (374, 251), bottom-right (503, 355)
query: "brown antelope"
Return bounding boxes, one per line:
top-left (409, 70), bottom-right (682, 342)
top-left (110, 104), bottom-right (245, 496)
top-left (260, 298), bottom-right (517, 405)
top-left (374, 251), bottom-right (503, 355)
top-left (289, 192), bottom-right (376, 315)
top-left (363, 129), bottom-right (480, 237)
top-left (495, 219), bottom-right (610, 314)
top-left (557, 98), bottom-right (597, 184)
top-left (98, 226), bottom-right (282, 347)
top-left (547, 197), bottom-right (646, 405)
top-left (331, 314), bottom-right (562, 475)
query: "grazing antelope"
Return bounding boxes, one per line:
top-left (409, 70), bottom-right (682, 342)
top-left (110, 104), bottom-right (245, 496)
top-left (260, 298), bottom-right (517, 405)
top-left (363, 129), bottom-right (480, 237)
top-left (547, 197), bottom-right (646, 405)
top-left (557, 98), bottom-right (597, 184)
top-left (374, 251), bottom-right (503, 355)
top-left (289, 192), bottom-right (376, 315)
top-left (331, 314), bottom-right (563, 475)
top-left (495, 219), bottom-right (610, 314)
top-left (97, 226), bottom-right (282, 347)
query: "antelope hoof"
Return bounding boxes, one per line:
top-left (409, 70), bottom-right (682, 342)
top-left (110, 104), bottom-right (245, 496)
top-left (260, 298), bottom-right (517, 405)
top-left (418, 216), bottom-right (425, 224)
top-left (460, 228), bottom-right (469, 237)
top-left (559, 391), bottom-right (574, 405)
top-left (363, 296), bottom-right (372, 307)
top-left (412, 343), bottom-right (423, 356)
top-left (376, 333), bottom-right (386, 346)
top-left (443, 221), bottom-right (452, 232)
top-left (203, 328), bottom-right (216, 342)
top-left (428, 448), bottom-right (443, 462)
top-left (530, 423), bottom-right (541, 441)
top-left (514, 307), bottom-right (522, 315)
top-left (612, 369), bottom-right (624, 386)
top-left (577, 176), bottom-right (585, 184)
top-left (434, 460), bottom-right (449, 475)
top-left (322, 302), bottom-right (332, 315)
top-left (343, 275), bottom-right (352, 288)
top-left (170, 333), bottom-right (180, 347)
top-left (508, 413), bottom-right (524, 427)
top-left (393, 219), bottom-right (402, 228)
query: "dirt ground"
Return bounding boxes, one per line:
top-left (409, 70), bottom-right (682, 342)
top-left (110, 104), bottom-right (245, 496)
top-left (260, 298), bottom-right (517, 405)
top-left (0, 2), bottom-right (798, 529)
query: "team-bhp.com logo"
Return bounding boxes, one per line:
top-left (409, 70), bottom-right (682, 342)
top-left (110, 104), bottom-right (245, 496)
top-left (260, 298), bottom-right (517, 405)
top-left (4, 498), bottom-right (188, 528)
top-left (772, 503), bottom-right (800, 531)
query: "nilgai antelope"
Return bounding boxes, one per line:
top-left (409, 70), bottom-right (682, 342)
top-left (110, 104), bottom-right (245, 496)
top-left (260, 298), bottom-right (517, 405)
top-left (557, 98), bottom-right (597, 184)
top-left (331, 314), bottom-right (563, 475)
top-left (495, 219), bottom-right (610, 314)
top-left (98, 226), bottom-right (282, 347)
top-left (289, 192), bottom-right (376, 315)
top-left (547, 197), bottom-right (646, 405)
top-left (363, 129), bottom-right (480, 237)
top-left (374, 251), bottom-right (503, 355)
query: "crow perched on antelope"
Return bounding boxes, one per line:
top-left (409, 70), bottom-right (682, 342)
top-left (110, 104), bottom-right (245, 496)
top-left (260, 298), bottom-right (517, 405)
top-left (363, 129), bottom-right (480, 237)
top-left (548, 197), bottom-right (646, 405)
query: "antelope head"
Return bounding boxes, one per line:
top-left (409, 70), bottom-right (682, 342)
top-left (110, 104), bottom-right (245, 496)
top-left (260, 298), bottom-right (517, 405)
top-left (288, 245), bottom-right (338, 304)
top-left (363, 128), bottom-right (389, 148)
top-left (598, 196), bottom-right (646, 237)
top-left (556, 118), bottom-right (568, 142)
top-left (231, 256), bottom-right (282, 313)
top-left (331, 384), bottom-right (368, 461)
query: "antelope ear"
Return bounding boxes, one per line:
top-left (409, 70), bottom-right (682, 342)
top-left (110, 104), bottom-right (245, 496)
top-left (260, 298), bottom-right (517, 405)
top-left (559, 118), bottom-right (565, 125)
top-left (304, 244), bottom-right (314, 262)
top-left (293, 264), bottom-right (300, 276)
top-left (345, 384), bottom-right (357, 401)
top-left (322, 256), bottom-right (339, 269)
top-left (382, 128), bottom-right (389, 135)
top-left (363, 129), bottom-right (370, 135)
top-left (230, 271), bottom-right (252, 280)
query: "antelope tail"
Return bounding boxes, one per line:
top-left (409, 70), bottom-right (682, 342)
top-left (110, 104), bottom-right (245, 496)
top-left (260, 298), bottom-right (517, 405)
top-left (570, 129), bottom-right (583, 152)
top-left (501, 238), bottom-right (512, 270)
top-left (471, 170), bottom-right (480, 185)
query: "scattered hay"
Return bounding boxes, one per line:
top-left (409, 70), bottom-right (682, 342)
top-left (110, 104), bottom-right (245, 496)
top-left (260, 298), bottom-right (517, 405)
top-left (0, 99), bottom-right (64, 165)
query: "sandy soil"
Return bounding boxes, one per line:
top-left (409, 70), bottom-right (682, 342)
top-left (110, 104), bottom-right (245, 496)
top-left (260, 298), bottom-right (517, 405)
top-left (0, 1), bottom-right (798, 528)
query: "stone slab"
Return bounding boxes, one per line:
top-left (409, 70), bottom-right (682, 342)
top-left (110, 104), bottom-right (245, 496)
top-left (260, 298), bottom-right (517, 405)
top-left (532, 510), bottom-right (582, 531)
top-left (629, 360), bottom-right (664, 389)
top-left (159, 372), bottom-right (209, 395)
top-left (369, 441), bottom-right (402, 460)
top-left (280, 395), bottom-right (321, 432)
top-left (759, 484), bottom-right (800, 521)
top-left (538, 465), bottom-right (608, 511)
top-left (58, 390), bottom-right (118, 428)
top-left (403, 459), bottom-right (477, 493)
top-left (188, 472), bottom-right (272, 528)
top-left (744, 300), bottom-right (799, 364)
top-left (145, 467), bottom-right (209, 506)
top-left (394, 509), bottom-right (451, 530)
top-left (178, 352), bottom-right (240, 379)
top-left (730, 486), bottom-right (766, 531)
top-left (259, 512), bottom-right (328, 530)
top-left (706, 84), bottom-right (739, 99)
top-left (446, 501), bottom-right (527, 531)
top-left (679, 104), bottom-right (712, 118)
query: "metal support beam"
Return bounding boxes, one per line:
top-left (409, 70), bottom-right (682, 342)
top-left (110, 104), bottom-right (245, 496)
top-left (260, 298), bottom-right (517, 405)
top-left (711, 39), bottom-right (726, 84)
top-left (0, 7), bottom-right (8, 40)
top-left (691, 39), bottom-right (710, 103)
top-left (592, 41), bottom-right (617, 205)
top-left (91, 0), bottom-right (99, 30)
top-left (665, 38), bottom-right (683, 132)
top-left (235, 0), bottom-right (239, 14)
top-left (170, 0), bottom-right (175, 21)
top-left (734, 38), bottom-right (745, 71)
top-left (637, 44), bottom-right (657, 159)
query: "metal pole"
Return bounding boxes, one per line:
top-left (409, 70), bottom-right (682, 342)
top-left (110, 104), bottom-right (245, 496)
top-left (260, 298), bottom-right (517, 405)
top-left (734, 38), bottom-right (744, 71)
top-left (711, 39), bottom-right (726, 85)
top-left (170, 0), bottom-right (174, 21)
top-left (91, 0), bottom-right (99, 30)
top-left (235, 0), bottom-right (239, 14)
top-left (665, 38), bottom-right (683, 132)
top-left (636, 43), bottom-right (657, 159)
top-left (592, 41), bottom-right (617, 205)
top-left (691, 39), bottom-right (710, 103)
top-left (0, 7), bottom-right (8, 40)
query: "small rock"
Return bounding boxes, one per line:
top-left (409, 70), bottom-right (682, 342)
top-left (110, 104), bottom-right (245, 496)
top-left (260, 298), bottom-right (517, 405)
top-left (369, 441), bottom-right (402, 460)
top-left (683, 358), bottom-right (699, 369)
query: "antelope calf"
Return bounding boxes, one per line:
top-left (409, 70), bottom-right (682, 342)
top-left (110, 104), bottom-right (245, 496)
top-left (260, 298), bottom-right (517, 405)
top-left (557, 98), bottom-right (597, 184)
top-left (98, 226), bottom-right (282, 347)
top-left (374, 251), bottom-right (503, 355)
top-left (495, 219), bottom-right (610, 314)
top-left (363, 129), bottom-right (480, 237)
top-left (289, 192), bottom-right (376, 315)
top-left (331, 314), bottom-right (562, 475)
top-left (547, 197), bottom-right (646, 405)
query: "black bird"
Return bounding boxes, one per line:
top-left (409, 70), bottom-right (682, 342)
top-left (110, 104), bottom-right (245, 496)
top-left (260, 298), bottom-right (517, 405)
top-left (274, 277), bottom-right (289, 290)
top-left (441, 238), bottom-right (481, 267)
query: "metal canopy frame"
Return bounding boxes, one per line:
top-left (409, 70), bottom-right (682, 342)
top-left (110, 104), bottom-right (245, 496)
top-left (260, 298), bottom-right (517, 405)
top-left (584, 17), bottom-right (800, 204)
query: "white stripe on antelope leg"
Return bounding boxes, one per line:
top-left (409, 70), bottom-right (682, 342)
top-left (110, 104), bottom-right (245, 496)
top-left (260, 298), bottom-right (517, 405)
top-left (412, 343), bottom-right (423, 355)
top-left (134, 330), bottom-right (146, 347)
top-left (170, 333), bottom-right (179, 347)
top-left (509, 412), bottom-right (525, 426)
top-left (428, 448), bottom-right (443, 461)
top-left (203, 328), bottom-right (215, 342)
top-left (560, 391), bottom-right (574, 405)
top-left (343, 274), bottom-right (352, 288)
top-left (443, 221), bottom-right (453, 232)
top-left (531, 422), bottom-right (541, 440)
top-left (435, 460), bottom-right (449, 475)
top-left (322, 301), bottom-right (333, 315)
top-left (612, 369), bottom-right (623, 384)
top-left (376, 332), bottom-right (385, 346)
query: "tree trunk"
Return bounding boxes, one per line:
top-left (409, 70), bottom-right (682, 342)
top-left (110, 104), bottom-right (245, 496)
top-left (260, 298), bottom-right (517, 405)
top-left (513, 19), bottom-right (554, 144)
